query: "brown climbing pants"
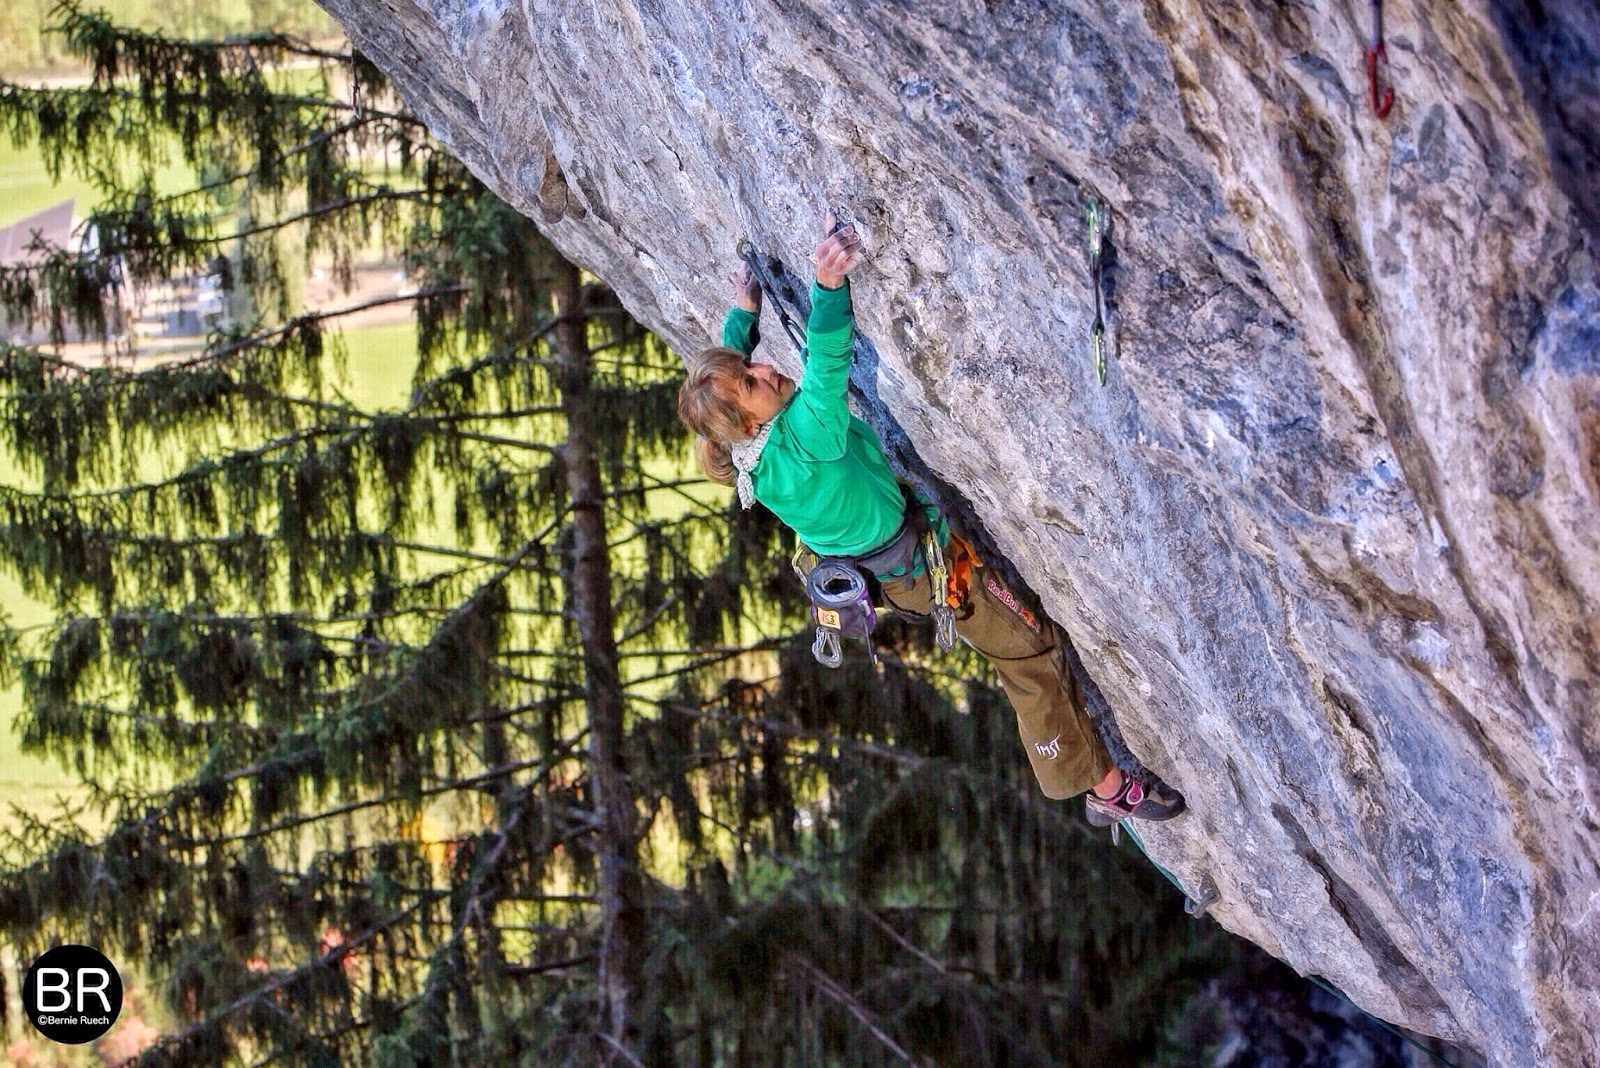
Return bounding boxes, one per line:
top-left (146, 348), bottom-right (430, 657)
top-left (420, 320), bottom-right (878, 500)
top-left (882, 546), bottom-right (1114, 799)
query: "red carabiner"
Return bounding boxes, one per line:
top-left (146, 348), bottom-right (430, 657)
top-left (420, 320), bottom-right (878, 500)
top-left (1367, 41), bottom-right (1395, 119)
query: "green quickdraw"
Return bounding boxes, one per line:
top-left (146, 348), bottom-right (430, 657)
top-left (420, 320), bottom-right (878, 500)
top-left (1086, 196), bottom-right (1108, 385)
top-left (923, 531), bottom-right (956, 652)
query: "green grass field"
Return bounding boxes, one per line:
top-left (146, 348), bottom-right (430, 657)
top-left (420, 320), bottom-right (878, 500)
top-left (0, 139), bottom-right (102, 223)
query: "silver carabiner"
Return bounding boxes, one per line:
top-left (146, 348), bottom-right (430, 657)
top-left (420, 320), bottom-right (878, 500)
top-left (812, 627), bottom-right (843, 668)
top-left (934, 604), bottom-right (956, 651)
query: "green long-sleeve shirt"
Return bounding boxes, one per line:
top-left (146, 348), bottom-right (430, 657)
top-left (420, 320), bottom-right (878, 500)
top-left (721, 281), bottom-right (905, 559)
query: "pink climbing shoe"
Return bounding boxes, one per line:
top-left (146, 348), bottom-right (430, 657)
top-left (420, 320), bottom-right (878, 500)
top-left (1084, 772), bottom-right (1187, 826)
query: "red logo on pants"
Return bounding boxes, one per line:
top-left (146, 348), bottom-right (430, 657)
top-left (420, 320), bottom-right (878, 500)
top-left (984, 573), bottom-right (1040, 633)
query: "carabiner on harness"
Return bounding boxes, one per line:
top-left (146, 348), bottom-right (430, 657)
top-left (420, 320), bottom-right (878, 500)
top-left (812, 627), bottom-right (843, 669)
top-left (923, 532), bottom-right (956, 651)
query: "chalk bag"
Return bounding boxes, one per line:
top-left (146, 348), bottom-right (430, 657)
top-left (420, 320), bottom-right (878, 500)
top-left (803, 558), bottom-right (877, 668)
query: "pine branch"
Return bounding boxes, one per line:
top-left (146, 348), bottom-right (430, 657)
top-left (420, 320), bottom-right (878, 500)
top-left (630, 467), bottom-right (726, 513)
top-left (193, 734), bottom-right (586, 849)
top-left (781, 952), bottom-right (926, 1067)
top-left (0, 422), bottom-right (354, 499)
top-left (618, 642), bottom-right (790, 689)
top-left (855, 905), bottom-right (949, 977)
top-left (243, 991), bottom-right (429, 1068)
top-left (94, 189), bottom-right (443, 259)
top-left (144, 115), bottom-right (399, 206)
top-left (380, 534), bottom-right (565, 568)
top-left (163, 287), bottom-right (465, 372)
top-left (614, 588), bottom-right (680, 646)
top-left (603, 510), bottom-right (724, 551)
top-left (614, 643), bottom-right (783, 661)
top-left (51, 3), bottom-right (365, 68)
top-left (0, 346), bottom-right (343, 419)
top-left (445, 429), bottom-right (561, 455)
top-left (658, 698), bottom-right (928, 769)
top-left (502, 954), bottom-right (596, 978)
top-left (424, 405), bottom-right (566, 424)
top-left (601, 498), bottom-right (788, 648)
top-left (115, 897), bottom-right (431, 1068)
top-left (599, 1032), bottom-right (648, 1068)
top-left (7, 73), bottom-right (422, 133)
top-left (447, 798), bottom-right (527, 942)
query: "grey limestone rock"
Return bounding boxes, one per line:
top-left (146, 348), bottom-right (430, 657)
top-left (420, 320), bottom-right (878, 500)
top-left (315, 1), bottom-right (1599, 1063)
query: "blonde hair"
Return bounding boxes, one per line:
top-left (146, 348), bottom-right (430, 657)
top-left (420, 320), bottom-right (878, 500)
top-left (678, 346), bottom-right (751, 486)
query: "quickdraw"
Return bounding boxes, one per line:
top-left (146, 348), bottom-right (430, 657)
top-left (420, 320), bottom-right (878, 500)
top-left (942, 533), bottom-right (974, 613)
top-left (1184, 872), bottom-right (1221, 918)
top-left (736, 216), bottom-right (853, 362)
top-left (735, 238), bottom-right (808, 357)
top-left (1366, 0), bottom-right (1395, 119)
top-left (923, 532), bottom-right (956, 651)
top-left (1086, 196), bottom-right (1108, 385)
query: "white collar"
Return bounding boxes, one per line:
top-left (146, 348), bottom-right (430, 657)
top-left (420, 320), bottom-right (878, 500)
top-left (729, 365), bottom-right (802, 509)
top-left (730, 419), bottom-right (777, 510)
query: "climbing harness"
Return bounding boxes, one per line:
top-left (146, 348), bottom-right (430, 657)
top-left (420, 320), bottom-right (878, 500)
top-left (793, 488), bottom-right (965, 668)
top-left (1086, 196), bottom-right (1108, 385)
top-left (1366, 0), bottom-right (1395, 119)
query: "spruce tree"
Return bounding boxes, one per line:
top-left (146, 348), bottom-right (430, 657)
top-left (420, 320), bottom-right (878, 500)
top-left (0, 6), bottom-right (1301, 1067)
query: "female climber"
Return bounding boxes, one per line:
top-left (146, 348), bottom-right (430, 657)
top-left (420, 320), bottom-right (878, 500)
top-left (676, 216), bottom-right (1185, 826)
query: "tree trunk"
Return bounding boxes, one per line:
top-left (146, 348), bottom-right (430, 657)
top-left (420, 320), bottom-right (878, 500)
top-left (551, 260), bottom-right (644, 1058)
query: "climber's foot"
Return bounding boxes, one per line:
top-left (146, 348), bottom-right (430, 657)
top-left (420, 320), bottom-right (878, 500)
top-left (1085, 770), bottom-right (1186, 826)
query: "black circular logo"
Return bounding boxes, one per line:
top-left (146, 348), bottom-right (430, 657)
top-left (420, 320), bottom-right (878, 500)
top-left (22, 945), bottom-right (123, 1044)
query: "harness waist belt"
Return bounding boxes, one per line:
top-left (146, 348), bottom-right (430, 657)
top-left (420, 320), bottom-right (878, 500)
top-left (855, 514), bottom-right (921, 577)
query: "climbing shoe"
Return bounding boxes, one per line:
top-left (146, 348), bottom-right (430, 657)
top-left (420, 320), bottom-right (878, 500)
top-left (1084, 772), bottom-right (1186, 826)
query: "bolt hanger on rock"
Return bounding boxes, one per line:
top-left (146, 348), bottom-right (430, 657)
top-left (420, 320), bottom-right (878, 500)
top-left (1184, 872), bottom-right (1221, 918)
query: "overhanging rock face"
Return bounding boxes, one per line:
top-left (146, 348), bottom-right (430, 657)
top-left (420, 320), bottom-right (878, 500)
top-left (318, 1), bottom-right (1599, 1062)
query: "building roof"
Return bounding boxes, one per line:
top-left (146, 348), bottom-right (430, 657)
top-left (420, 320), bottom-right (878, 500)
top-left (0, 198), bottom-right (77, 265)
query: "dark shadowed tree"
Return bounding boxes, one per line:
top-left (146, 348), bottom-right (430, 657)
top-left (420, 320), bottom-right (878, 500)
top-left (0, 6), bottom-right (1362, 1067)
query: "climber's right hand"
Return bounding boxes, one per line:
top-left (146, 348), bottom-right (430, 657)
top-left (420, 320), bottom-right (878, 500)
top-left (813, 218), bottom-right (861, 290)
top-left (730, 263), bottom-right (762, 313)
